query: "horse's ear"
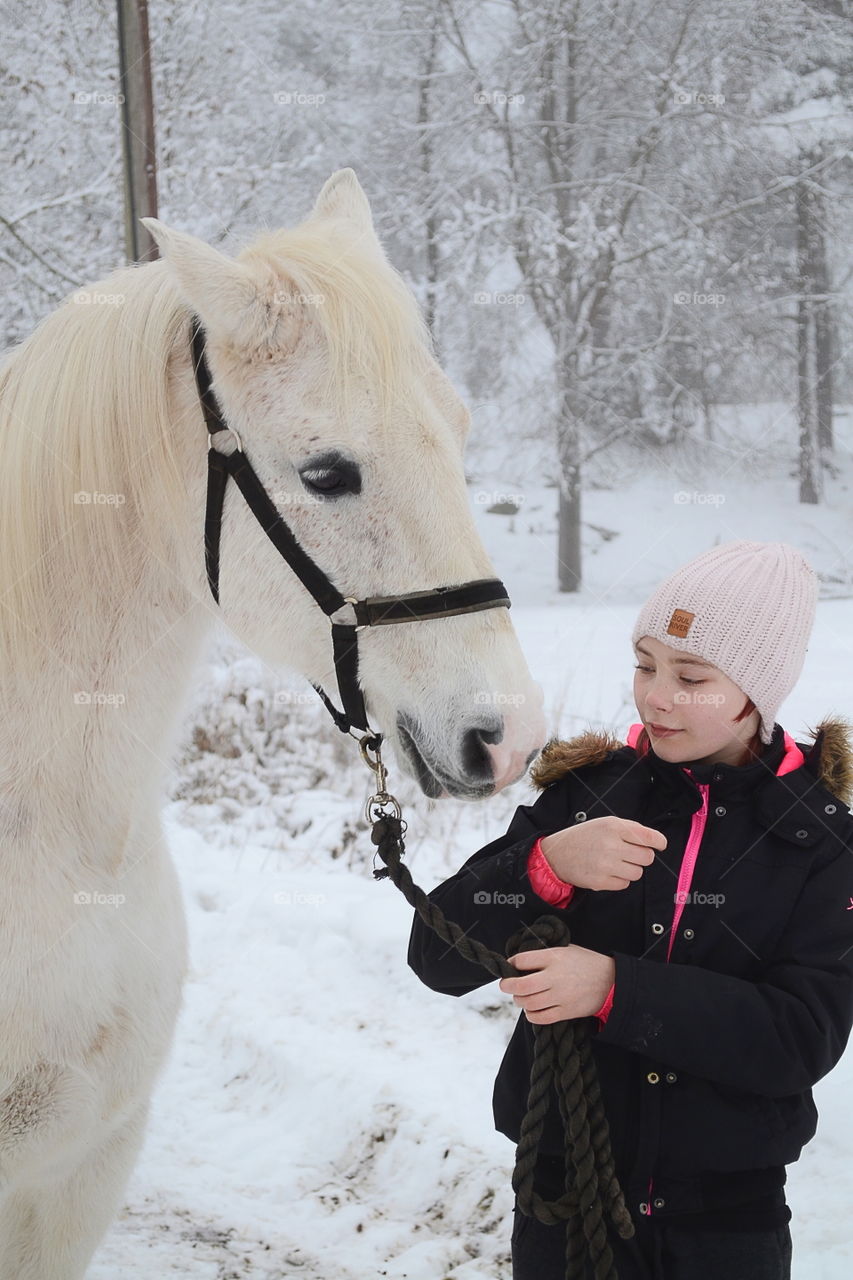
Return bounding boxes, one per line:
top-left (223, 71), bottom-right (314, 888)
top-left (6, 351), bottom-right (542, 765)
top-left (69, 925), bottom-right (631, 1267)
top-left (309, 168), bottom-right (374, 231)
top-left (141, 218), bottom-right (258, 339)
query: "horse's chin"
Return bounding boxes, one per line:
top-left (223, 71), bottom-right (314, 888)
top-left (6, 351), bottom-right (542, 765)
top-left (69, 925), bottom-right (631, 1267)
top-left (395, 717), bottom-right (495, 801)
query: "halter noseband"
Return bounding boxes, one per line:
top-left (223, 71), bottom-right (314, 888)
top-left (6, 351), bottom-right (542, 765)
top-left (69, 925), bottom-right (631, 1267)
top-left (190, 318), bottom-right (511, 743)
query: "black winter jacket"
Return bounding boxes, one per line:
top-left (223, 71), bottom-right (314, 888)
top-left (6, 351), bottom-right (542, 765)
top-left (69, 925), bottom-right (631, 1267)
top-left (408, 719), bottom-right (853, 1223)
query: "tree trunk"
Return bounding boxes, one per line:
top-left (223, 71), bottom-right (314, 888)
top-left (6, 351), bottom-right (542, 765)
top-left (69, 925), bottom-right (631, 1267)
top-left (804, 149), bottom-right (834, 458)
top-left (553, 26), bottom-right (582, 593)
top-left (816, 305), bottom-right (834, 457)
top-left (557, 468), bottom-right (582, 592)
top-left (797, 294), bottom-right (820, 505)
top-left (417, 18), bottom-right (440, 345)
top-left (556, 373), bottom-right (582, 591)
top-left (796, 161), bottom-right (822, 505)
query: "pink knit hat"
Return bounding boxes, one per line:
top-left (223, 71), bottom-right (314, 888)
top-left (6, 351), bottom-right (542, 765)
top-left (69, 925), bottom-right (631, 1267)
top-left (632, 541), bottom-right (818, 744)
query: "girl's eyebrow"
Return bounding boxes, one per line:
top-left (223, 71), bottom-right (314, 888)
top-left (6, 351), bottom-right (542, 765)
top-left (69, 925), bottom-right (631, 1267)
top-left (634, 642), bottom-right (713, 669)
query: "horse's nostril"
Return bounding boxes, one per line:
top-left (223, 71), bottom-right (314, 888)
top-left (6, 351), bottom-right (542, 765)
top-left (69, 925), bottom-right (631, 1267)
top-left (461, 723), bottom-right (503, 779)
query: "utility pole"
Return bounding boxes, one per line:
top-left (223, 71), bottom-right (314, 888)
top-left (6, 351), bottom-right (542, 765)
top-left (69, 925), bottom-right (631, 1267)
top-left (117, 0), bottom-right (158, 262)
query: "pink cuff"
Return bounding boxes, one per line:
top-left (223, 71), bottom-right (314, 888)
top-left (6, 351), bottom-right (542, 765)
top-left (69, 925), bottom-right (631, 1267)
top-left (594, 981), bottom-right (615, 1024)
top-left (527, 837), bottom-right (575, 907)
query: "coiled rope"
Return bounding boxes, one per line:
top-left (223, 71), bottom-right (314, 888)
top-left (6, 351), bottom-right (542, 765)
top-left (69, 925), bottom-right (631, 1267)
top-left (369, 807), bottom-right (635, 1280)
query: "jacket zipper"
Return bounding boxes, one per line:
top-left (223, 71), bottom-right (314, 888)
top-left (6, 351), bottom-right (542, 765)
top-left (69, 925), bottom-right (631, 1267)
top-left (667, 775), bottom-right (709, 962)
top-left (646, 772), bottom-right (710, 1215)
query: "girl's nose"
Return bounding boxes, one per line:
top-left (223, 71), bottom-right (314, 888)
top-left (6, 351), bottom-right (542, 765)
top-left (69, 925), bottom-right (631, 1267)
top-left (648, 685), bottom-right (672, 712)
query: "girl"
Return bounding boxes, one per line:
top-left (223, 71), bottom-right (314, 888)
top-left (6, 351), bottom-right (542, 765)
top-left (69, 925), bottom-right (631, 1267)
top-left (408, 539), bottom-right (853, 1280)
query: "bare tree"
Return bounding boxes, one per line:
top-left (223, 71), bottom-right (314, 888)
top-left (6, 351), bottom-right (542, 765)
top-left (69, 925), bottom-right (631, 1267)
top-left (428, 0), bottom-right (852, 588)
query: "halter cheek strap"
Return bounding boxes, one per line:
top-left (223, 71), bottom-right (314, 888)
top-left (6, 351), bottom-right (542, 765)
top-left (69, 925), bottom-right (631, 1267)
top-left (189, 317), bottom-right (511, 740)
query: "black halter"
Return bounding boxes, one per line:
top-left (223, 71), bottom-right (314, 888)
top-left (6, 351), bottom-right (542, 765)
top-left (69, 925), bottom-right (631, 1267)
top-left (190, 318), bottom-right (512, 742)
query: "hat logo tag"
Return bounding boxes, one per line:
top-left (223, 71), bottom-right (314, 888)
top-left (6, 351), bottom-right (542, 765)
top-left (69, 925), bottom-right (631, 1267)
top-left (666, 608), bottom-right (695, 638)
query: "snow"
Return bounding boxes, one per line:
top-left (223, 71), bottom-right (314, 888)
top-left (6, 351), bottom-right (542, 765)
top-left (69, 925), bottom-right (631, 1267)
top-left (90, 421), bottom-right (853, 1277)
top-left (762, 91), bottom-right (853, 156)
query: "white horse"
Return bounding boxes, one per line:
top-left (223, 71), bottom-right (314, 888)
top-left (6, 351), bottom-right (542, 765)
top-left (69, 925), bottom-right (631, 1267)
top-left (0, 169), bottom-right (545, 1278)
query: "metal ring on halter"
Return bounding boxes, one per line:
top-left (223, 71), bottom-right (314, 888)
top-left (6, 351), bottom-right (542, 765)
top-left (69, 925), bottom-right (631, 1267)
top-left (208, 426), bottom-right (244, 453)
top-left (364, 792), bottom-right (403, 825)
top-left (331, 596), bottom-right (367, 632)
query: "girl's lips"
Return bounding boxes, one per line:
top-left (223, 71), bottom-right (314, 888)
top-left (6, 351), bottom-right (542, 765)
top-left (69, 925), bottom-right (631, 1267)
top-left (648, 723), bottom-right (682, 736)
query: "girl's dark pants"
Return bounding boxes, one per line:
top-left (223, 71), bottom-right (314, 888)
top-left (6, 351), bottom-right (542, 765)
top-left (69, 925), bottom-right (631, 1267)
top-left (510, 1199), bottom-right (793, 1280)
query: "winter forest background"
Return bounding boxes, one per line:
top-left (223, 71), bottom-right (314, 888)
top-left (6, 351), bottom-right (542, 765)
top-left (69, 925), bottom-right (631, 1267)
top-left (4, 1), bottom-right (853, 1277)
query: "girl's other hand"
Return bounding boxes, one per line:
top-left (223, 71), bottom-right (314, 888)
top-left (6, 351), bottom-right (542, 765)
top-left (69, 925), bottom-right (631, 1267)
top-left (539, 816), bottom-right (666, 891)
top-left (499, 944), bottom-right (617, 1022)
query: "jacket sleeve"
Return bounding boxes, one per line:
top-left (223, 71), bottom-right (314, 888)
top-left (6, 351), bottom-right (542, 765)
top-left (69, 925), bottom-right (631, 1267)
top-left (407, 781), bottom-right (582, 996)
top-left (597, 832), bottom-right (853, 1096)
top-left (527, 837), bottom-right (576, 906)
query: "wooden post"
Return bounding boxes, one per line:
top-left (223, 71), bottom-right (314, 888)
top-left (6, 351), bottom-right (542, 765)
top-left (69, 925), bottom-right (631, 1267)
top-left (117, 0), bottom-right (158, 262)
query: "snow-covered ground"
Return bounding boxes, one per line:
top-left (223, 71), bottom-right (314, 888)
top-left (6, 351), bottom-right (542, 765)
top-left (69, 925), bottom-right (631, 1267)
top-left (90, 422), bottom-right (853, 1278)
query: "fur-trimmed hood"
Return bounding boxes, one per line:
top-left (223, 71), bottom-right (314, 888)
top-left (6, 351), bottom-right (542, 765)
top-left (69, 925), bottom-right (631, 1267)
top-left (529, 718), bottom-right (853, 809)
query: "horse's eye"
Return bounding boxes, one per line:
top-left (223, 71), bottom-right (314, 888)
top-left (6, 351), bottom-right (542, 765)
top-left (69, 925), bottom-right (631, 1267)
top-left (302, 469), bottom-right (349, 494)
top-left (298, 455), bottom-right (362, 499)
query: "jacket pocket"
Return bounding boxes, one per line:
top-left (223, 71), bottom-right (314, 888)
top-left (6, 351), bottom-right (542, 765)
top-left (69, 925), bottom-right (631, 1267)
top-left (757, 1091), bottom-right (815, 1138)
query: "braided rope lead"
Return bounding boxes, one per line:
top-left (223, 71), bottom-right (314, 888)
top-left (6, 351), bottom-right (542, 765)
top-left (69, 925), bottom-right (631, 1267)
top-left (369, 812), bottom-right (635, 1280)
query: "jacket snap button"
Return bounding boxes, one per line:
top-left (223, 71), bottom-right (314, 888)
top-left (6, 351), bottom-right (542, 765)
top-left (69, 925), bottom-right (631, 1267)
top-left (665, 1071), bottom-right (677, 1083)
top-left (651, 922), bottom-right (665, 935)
top-left (715, 805), bottom-right (726, 817)
top-left (639, 1201), bottom-right (649, 1213)
top-left (683, 928), bottom-right (694, 939)
top-left (646, 1071), bottom-right (660, 1084)
top-left (574, 811), bottom-right (587, 822)
top-left (825, 804), bottom-right (837, 814)
top-left (796, 829), bottom-right (809, 839)
top-left (653, 1197), bottom-right (666, 1209)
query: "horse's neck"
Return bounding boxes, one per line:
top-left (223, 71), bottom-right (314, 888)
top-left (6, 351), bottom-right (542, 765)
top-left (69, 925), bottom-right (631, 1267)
top-left (2, 562), bottom-right (213, 877)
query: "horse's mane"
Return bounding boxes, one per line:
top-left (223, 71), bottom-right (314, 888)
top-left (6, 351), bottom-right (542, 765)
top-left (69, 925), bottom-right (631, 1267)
top-left (0, 218), bottom-right (433, 665)
top-left (241, 218), bottom-right (434, 413)
top-left (0, 263), bottom-right (191, 665)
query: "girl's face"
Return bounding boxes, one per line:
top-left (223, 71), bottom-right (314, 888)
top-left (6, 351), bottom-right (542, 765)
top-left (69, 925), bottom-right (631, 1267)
top-left (632, 635), bottom-right (762, 767)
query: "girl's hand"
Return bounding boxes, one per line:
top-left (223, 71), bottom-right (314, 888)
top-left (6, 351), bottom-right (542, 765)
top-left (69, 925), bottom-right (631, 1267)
top-left (499, 944), bottom-right (616, 1023)
top-left (539, 817), bottom-right (665, 891)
